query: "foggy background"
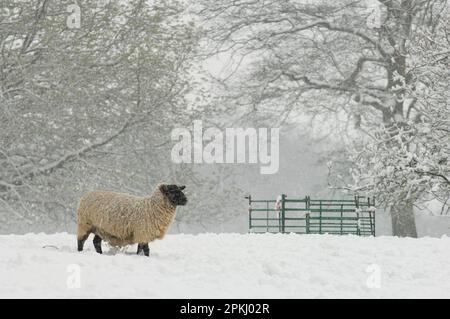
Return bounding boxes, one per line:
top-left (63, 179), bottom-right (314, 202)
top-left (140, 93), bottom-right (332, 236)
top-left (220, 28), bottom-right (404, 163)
top-left (1, 0), bottom-right (448, 237)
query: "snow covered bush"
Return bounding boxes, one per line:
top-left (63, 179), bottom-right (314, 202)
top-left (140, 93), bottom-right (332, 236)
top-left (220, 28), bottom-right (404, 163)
top-left (349, 118), bottom-right (449, 235)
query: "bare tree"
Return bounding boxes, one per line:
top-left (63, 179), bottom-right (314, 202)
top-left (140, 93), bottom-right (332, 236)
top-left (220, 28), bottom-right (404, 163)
top-left (0, 0), bottom-right (199, 232)
top-left (198, 0), bottom-right (450, 236)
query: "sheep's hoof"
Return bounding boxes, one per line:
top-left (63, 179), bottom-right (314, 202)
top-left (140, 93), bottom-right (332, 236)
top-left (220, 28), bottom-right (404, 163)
top-left (137, 243), bottom-right (150, 256)
top-left (93, 235), bottom-right (102, 254)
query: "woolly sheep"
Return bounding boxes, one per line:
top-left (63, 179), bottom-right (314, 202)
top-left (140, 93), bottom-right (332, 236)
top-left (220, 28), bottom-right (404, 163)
top-left (76, 183), bottom-right (187, 256)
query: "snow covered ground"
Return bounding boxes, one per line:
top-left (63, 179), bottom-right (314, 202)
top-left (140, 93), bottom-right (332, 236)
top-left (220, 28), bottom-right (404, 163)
top-left (1, 233), bottom-right (449, 298)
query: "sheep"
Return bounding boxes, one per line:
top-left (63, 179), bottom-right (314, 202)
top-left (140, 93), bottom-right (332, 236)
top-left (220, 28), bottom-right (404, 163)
top-left (76, 183), bottom-right (187, 256)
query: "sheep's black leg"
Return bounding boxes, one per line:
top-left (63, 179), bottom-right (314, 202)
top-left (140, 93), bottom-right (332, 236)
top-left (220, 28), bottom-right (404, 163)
top-left (137, 243), bottom-right (149, 256)
top-left (93, 235), bottom-right (102, 254)
top-left (77, 234), bottom-right (89, 252)
top-left (142, 243), bottom-right (150, 257)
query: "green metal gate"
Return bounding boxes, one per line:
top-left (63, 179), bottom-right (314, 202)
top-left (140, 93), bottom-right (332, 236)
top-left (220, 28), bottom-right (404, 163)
top-left (246, 195), bottom-right (375, 236)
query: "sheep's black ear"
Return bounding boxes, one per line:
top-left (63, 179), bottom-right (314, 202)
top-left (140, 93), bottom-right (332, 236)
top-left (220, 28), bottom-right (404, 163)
top-left (178, 185), bottom-right (186, 190)
top-left (159, 184), bottom-right (168, 194)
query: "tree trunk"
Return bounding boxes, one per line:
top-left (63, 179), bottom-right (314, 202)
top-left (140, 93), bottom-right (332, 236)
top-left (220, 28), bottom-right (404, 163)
top-left (390, 200), bottom-right (418, 237)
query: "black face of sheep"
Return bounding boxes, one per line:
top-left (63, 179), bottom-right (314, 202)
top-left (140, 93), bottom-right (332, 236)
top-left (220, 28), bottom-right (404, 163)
top-left (161, 184), bottom-right (187, 206)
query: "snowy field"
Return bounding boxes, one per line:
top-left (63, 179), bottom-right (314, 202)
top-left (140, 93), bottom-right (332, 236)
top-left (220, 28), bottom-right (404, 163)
top-left (1, 233), bottom-right (450, 298)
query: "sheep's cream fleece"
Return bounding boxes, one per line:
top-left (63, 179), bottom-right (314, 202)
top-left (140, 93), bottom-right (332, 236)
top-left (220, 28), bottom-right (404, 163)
top-left (77, 185), bottom-right (176, 246)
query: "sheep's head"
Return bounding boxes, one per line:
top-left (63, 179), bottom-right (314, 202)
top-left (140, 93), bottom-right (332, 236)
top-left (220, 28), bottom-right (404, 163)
top-left (159, 184), bottom-right (187, 206)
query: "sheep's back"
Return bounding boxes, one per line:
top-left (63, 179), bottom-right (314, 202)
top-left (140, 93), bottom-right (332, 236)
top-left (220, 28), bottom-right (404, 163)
top-left (77, 191), bottom-right (145, 241)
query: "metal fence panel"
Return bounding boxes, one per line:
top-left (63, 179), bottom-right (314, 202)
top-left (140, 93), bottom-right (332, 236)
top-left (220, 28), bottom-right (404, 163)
top-left (247, 195), bottom-right (375, 236)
